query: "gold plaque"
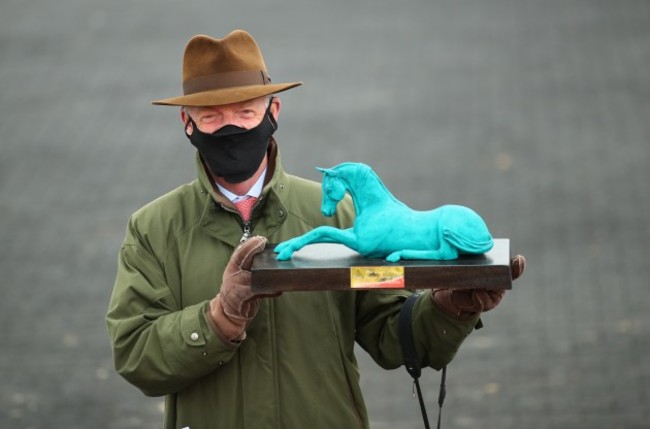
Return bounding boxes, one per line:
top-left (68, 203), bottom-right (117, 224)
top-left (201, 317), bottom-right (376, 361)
top-left (350, 266), bottom-right (405, 289)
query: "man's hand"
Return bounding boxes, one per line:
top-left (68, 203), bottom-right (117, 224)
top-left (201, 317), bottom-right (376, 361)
top-left (432, 254), bottom-right (526, 320)
top-left (208, 236), bottom-right (275, 343)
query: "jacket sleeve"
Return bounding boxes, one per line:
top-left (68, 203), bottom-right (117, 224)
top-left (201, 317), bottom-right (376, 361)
top-left (106, 221), bottom-right (237, 397)
top-left (355, 289), bottom-right (478, 371)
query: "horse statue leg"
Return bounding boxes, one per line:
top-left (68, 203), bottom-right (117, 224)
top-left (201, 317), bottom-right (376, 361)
top-left (386, 240), bottom-right (459, 262)
top-left (274, 227), bottom-right (358, 260)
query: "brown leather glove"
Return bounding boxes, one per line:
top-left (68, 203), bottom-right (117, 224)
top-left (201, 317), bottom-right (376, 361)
top-left (432, 254), bottom-right (526, 320)
top-left (208, 236), bottom-right (271, 343)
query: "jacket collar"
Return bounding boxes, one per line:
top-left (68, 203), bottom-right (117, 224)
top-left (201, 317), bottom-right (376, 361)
top-left (196, 138), bottom-right (289, 247)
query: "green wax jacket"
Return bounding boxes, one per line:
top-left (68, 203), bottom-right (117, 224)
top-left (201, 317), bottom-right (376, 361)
top-left (106, 141), bottom-right (478, 429)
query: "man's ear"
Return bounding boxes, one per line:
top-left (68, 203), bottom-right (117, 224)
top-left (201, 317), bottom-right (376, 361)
top-left (180, 107), bottom-right (193, 135)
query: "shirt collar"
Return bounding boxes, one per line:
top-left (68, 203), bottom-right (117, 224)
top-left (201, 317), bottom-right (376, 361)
top-left (216, 168), bottom-right (267, 203)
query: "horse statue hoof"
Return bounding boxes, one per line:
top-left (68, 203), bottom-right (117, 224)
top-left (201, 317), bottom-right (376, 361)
top-left (385, 251), bottom-right (402, 262)
top-left (274, 241), bottom-right (296, 261)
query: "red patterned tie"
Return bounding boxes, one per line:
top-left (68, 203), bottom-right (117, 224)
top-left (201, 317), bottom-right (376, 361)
top-left (234, 196), bottom-right (257, 222)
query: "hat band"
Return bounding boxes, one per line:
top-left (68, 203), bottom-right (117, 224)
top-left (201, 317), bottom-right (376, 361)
top-left (183, 70), bottom-right (271, 95)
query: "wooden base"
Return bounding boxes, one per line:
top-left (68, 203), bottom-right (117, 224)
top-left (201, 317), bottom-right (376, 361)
top-left (251, 239), bottom-right (512, 293)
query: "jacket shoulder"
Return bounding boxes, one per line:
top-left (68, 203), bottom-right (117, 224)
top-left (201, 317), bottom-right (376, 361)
top-left (125, 180), bottom-right (205, 254)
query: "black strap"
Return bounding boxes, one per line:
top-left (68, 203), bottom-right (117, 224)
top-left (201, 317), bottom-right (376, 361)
top-left (399, 293), bottom-right (447, 429)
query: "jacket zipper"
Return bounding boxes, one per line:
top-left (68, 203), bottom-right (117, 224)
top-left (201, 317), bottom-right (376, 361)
top-left (240, 222), bottom-right (252, 243)
top-left (239, 197), bottom-right (262, 242)
top-left (218, 201), bottom-right (253, 242)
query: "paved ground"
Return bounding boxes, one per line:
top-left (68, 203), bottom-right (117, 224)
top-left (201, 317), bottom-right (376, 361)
top-left (1, 0), bottom-right (649, 428)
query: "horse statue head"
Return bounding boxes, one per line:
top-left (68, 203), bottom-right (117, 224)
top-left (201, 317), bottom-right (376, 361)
top-left (316, 166), bottom-right (346, 216)
top-left (316, 163), bottom-right (370, 217)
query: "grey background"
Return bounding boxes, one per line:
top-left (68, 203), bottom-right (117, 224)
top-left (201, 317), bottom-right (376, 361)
top-left (1, 0), bottom-right (649, 428)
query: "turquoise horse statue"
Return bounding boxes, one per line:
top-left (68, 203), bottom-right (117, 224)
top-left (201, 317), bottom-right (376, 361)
top-left (274, 162), bottom-right (494, 261)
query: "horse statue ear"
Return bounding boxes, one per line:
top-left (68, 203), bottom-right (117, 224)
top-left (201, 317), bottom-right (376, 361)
top-left (316, 167), bottom-right (337, 176)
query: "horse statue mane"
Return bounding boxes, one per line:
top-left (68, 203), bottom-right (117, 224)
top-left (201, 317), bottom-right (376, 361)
top-left (274, 162), bottom-right (494, 261)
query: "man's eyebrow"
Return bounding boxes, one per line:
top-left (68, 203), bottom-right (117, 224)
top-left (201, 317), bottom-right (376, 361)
top-left (196, 107), bottom-right (218, 117)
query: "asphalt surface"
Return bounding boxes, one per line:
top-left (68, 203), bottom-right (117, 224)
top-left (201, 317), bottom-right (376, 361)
top-left (1, 0), bottom-right (649, 428)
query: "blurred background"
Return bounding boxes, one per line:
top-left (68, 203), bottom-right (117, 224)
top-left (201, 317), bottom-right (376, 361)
top-left (1, 0), bottom-right (648, 428)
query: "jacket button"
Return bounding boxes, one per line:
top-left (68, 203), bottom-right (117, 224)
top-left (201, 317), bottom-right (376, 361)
top-left (190, 332), bottom-right (199, 341)
top-left (278, 210), bottom-right (285, 217)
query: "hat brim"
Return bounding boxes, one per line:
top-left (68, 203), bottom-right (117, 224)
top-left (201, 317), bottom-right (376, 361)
top-left (152, 82), bottom-right (302, 106)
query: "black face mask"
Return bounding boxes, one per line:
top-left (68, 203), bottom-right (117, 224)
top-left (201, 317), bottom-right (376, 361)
top-left (185, 102), bottom-right (277, 184)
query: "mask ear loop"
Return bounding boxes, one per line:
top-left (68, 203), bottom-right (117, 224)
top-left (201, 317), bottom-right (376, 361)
top-left (183, 108), bottom-right (196, 137)
top-left (265, 97), bottom-right (278, 131)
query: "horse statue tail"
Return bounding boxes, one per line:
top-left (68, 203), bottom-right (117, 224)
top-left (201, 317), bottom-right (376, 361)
top-left (444, 230), bottom-right (494, 254)
top-left (440, 205), bottom-right (494, 255)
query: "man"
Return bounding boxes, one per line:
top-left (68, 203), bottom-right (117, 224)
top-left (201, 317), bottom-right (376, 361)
top-left (106, 30), bottom-right (525, 429)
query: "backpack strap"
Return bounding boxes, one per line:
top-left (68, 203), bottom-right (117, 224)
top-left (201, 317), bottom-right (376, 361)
top-left (399, 292), bottom-right (447, 429)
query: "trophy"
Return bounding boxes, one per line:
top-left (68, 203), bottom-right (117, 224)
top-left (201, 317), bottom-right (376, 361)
top-left (251, 162), bottom-right (512, 293)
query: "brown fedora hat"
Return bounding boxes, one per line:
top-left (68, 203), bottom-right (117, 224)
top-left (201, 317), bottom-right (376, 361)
top-left (152, 30), bottom-right (302, 106)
